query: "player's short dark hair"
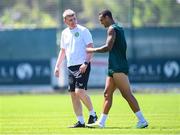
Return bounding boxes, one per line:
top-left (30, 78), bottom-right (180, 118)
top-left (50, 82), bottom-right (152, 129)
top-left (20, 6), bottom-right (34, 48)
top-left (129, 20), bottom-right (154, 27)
top-left (99, 9), bottom-right (113, 19)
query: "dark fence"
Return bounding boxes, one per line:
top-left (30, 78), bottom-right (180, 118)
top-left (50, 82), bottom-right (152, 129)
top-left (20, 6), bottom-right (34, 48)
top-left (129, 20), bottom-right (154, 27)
top-left (0, 28), bottom-right (57, 60)
top-left (0, 27), bottom-right (180, 86)
top-left (91, 27), bottom-right (180, 59)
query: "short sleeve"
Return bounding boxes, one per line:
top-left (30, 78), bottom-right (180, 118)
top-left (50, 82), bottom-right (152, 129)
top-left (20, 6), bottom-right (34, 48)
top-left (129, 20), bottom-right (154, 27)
top-left (83, 28), bottom-right (93, 46)
top-left (60, 32), bottom-right (65, 49)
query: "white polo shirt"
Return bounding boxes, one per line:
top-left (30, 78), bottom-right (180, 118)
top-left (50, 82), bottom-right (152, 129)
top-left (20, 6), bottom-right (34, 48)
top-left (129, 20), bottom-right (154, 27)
top-left (61, 24), bottom-right (93, 67)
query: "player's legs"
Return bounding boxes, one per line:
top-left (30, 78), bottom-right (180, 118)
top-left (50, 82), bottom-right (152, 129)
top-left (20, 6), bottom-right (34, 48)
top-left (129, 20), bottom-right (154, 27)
top-left (112, 73), bottom-right (139, 112)
top-left (112, 73), bottom-right (148, 128)
top-left (98, 76), bottom-right (116, 127)
top-left (87, 76), bottom-right (116, 128)
top-left (103, 76), bottom-right (117, 114)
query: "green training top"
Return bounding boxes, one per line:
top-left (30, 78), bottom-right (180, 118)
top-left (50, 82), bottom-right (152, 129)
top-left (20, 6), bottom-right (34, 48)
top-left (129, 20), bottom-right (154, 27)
top-left (108, 23), bottom-right (129, 75)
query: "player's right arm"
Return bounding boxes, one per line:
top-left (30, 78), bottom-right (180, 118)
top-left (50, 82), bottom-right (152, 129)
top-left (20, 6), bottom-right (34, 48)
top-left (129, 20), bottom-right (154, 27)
top-left (54, 48), bottom-right (66, 77)
top-left (86, 26), bottom-right (116, 53)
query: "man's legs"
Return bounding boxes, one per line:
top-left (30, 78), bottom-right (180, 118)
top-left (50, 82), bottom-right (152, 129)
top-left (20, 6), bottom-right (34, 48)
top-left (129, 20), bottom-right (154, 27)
top-left (75, 88), bottom-right (93, 111)
top-left (68, 64), bottom-right (97, 127)
top-left (70, 92), bottom-right (85, 127)
top-left (112, 73), bottom-right (148, 128)
top-left (74, 63), bottom-right (97, 124)
top-left (70, 92), bottom-right (83, 118)
top-left (75, 88), bottom-right (97, 124)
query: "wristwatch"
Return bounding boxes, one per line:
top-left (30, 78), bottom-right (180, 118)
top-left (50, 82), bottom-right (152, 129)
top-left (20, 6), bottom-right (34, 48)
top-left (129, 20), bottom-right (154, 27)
top-left (84, 61), bottom-right (89, 65)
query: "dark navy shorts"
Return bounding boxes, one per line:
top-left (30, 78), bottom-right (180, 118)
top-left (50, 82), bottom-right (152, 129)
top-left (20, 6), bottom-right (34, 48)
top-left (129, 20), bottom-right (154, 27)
top-left (108, 68), bottom-right (128, 77)
top-left (67, 63), bottom-right (90, 92)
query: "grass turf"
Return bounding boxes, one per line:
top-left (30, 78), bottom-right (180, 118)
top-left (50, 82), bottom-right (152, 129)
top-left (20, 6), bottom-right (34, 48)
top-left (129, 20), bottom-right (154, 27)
top-left (0, 92), bottom-right (180, 134)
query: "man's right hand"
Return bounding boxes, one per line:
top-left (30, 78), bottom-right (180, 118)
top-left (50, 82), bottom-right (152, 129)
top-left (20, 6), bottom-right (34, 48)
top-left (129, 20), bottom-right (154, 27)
top-left (54, 67), bottom-right (60, 77)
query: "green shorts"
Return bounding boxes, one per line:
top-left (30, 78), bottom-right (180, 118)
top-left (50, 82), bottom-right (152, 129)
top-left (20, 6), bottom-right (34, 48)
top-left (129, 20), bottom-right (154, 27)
top-left (108, 69), bottom-right (128, 77)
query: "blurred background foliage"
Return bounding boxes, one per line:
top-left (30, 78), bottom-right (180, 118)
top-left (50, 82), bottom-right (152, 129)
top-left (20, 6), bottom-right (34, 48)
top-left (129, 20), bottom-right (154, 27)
top-left (0, 0), bottom-right (180, 29)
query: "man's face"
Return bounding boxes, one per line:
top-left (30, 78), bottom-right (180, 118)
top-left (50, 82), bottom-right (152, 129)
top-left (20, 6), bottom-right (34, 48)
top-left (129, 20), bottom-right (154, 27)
top-left (64, 15), bottom-right (77, 28)
top-left (99, 14), bottom-right (108, 28)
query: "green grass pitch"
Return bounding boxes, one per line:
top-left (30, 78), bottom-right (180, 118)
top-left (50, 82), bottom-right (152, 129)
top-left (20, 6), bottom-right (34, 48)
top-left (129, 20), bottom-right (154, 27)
top-left (0, 91), bottom-right (180, 135)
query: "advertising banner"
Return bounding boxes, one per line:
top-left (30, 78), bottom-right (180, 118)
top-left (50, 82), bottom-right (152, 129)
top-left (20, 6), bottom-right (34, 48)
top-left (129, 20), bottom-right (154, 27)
top-left (129, 59), bottom-right (180, 83)
top-left (45, 58), bottom-right (180, 88)
top-left (0, 60), bottom-right (51, 85)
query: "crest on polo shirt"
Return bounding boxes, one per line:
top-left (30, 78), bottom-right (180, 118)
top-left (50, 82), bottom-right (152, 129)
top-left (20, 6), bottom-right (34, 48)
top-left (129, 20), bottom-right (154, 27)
top-left (75, 32), bottom-right (79, 37)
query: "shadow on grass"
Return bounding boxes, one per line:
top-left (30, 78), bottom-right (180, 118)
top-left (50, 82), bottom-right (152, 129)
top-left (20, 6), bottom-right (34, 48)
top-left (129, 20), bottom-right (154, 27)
top-left (87, 126), bottom-right (133, 129)
top-left (105, 126), bottom-right (132, 129)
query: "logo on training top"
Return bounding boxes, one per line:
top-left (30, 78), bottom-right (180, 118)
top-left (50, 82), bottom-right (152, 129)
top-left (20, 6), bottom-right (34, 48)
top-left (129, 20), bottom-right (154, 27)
top-left (16, 63), bottom-right (33, 80)
top-left (75, 32), bottom-right (79, 37)
top-left (163, 61), bottom-right (180, 78)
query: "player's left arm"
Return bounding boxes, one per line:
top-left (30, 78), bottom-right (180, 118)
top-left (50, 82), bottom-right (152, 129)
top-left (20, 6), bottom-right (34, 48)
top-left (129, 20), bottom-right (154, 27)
top-left (86, 26), bottom-right (116, 53)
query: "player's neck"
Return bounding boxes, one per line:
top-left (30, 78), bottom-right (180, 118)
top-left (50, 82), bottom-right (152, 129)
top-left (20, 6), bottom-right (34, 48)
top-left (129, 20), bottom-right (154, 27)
top-left (107, 20), bottom-right (115, 27)
top-left (110, 20), bottom-right (115, 25)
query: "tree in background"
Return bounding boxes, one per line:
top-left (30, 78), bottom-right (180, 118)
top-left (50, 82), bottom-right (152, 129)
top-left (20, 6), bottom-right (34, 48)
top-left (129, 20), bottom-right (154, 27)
top-left (0, 0), bottom-right (180, 28)
top-left (0, 0), bottom-right (58, 28)
top-left (133, 0), bottom-right (180, 26)
top-left (82, 0), bottom-right (180, 27)
top-left (81, 0), bottom-right (131, 28)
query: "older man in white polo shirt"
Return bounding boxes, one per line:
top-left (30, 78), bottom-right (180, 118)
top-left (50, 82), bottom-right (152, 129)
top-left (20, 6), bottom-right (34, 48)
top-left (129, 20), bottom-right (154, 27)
top-left (54, 9), bottom-right (97, 128)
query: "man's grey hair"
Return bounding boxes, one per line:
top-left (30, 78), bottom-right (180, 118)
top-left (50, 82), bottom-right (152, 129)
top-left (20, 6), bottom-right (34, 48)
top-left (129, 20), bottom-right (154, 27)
top-left (63, 9), bottom-right (75, 19)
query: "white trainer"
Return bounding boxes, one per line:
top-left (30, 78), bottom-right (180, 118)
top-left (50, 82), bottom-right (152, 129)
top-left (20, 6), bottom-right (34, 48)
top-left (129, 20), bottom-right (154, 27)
top-left (136, 121), bottom-right (148, 128)
top-left (86, 121), bottom-right (104, 128)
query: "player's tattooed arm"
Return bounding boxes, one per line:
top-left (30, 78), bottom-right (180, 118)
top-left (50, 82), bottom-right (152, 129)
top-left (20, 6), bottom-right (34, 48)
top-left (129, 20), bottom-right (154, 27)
top-left (86, 26), bottom-right (116, 53)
